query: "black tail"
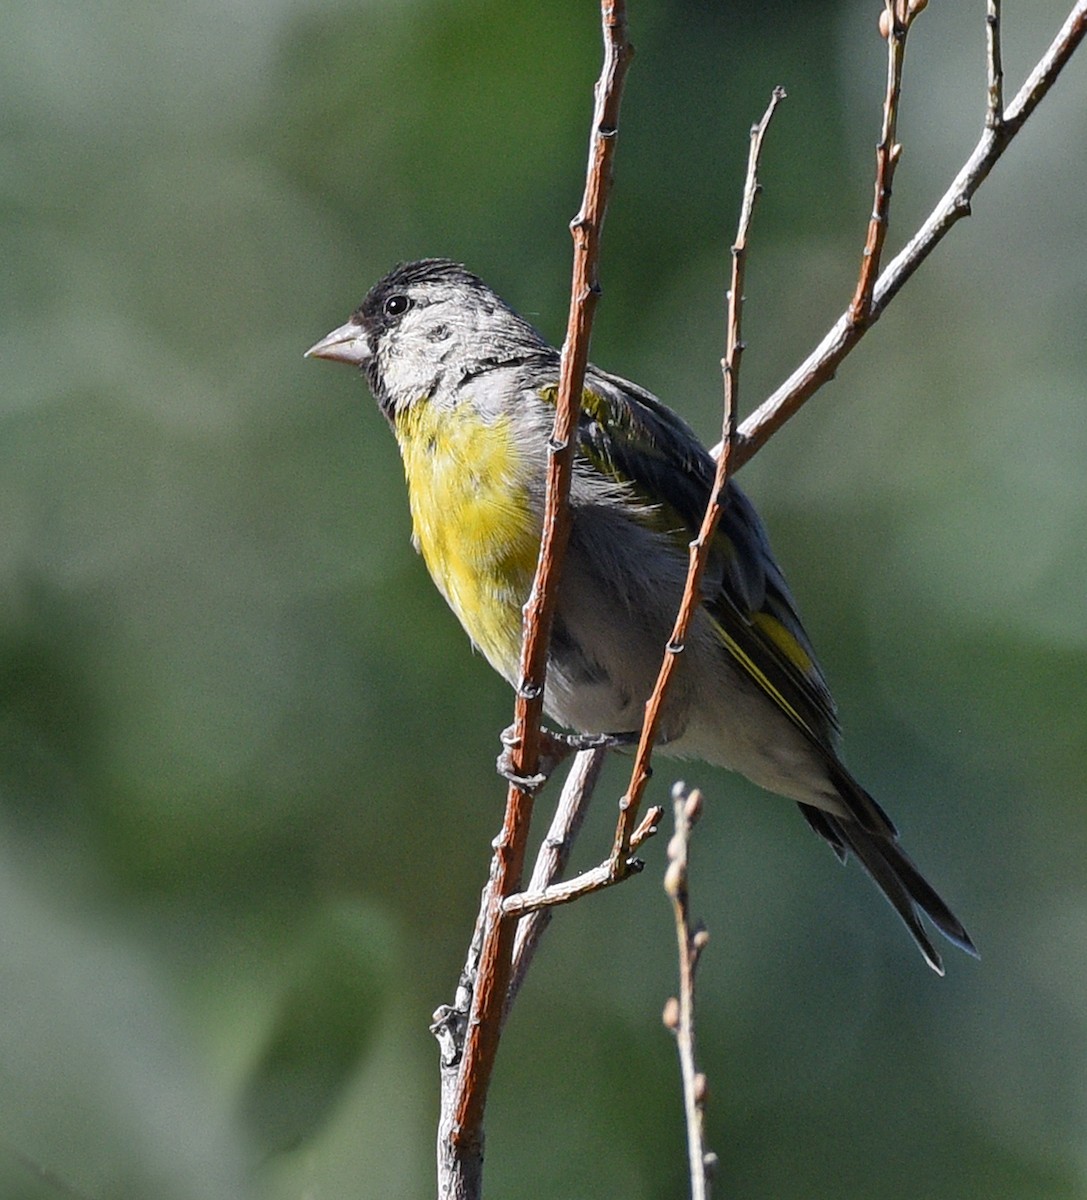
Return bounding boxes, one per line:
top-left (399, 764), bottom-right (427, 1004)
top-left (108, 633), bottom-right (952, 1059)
top-left (799, 803), bottom-right (978, 975)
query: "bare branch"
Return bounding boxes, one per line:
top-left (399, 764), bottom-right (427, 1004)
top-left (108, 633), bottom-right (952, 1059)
top-left (987, 0), bottom-right (1005, 128)
top-left (609, 86), bottom-right (785, 871)
top-left (506, 746), bottom-right (609, 1007)
top-left (663, 783), bottom-right (716, 1200)
top-left (432, 884), bottom-right (489, 1197)
top-left (437, 6), bottom-right (633, 1196)
top-left (852, 1), bottom-right (923, 322)
top-left (726, 0), bottom-right (1087, 467)
top-left (501, 804), bottom-right (663, 918)
top-left (506, 2), bottom-right (634, 795)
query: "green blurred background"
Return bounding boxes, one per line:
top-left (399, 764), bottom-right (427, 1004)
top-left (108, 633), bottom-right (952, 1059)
top-left (4, 1), bottom-right (1087, 1197)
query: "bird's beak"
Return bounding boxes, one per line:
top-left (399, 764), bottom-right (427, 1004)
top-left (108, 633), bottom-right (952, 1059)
top-left (304, 320), bottom-right (372, 366)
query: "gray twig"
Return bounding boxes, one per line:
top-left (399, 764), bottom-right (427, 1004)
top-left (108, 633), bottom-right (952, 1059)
top-left (663, 784), bottom-right (716, 1200)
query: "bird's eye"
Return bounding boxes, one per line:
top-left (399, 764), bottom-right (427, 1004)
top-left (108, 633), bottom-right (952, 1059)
top-left (384, 294), bottom-right (412, 317)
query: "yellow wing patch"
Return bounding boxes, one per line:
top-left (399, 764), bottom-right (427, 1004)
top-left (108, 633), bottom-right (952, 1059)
top-left (752, 612), bottom-right (814, 675)
top-left (712, 618), bottom-right (810, 734)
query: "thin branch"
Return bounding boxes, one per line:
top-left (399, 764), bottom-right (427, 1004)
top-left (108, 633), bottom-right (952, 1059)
top-left (437, 6), bottom-right (633, 1196)
top-left (502, 88), bottom-right (784, 930)
top-left (986, 0), bottom-right (1005, 128)
top-left (501, 804), bottom-right (662, 918)
top-left (501, 86), bottom-right (785, 926)
top-left (431, 883), bottom-right (489, 1190)
top-left (506, 745), bottom-right (609, 1008)
top-left (852, 1), bottom-right (922, 322)
top-left (726, 0), bottom-right (1087, 467)
top-left (609, 87), bottom-right (785, 871)
top-left (662, 783), bottom-right (715, 1200)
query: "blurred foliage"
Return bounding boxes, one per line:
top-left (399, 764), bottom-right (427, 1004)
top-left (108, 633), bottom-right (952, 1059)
top-left (3, 1), bottom-right (1087, 1197)
top-left (236, 902), bottom-right (394, 1159)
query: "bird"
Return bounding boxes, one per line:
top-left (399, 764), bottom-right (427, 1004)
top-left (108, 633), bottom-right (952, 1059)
top-left (306, 257), bottom-right (976, 973)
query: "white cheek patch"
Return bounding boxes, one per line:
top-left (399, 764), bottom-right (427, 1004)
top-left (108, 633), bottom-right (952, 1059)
top-left (381, 352), bottom-right (417, 397)
top-left (380, 330), bottom-right (438, 401)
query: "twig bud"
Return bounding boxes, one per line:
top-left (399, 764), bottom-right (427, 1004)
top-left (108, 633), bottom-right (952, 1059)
top-left (684, 788), bottom-right (704, 825)
top-left (662, 996), bottom-right (680, 1029)
top-left (631, 804), bottom-right (663, 849)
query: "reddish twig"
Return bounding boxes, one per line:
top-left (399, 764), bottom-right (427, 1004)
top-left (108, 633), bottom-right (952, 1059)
top-left (436, 6), bottom-right (632, 1197)
top-left (662, 783), bottom-right (715, 1200)
top-left (500, 87), bottom-right (785, 925)
top-left (724, 0), bottom-right (1087, 467)
top-left (851, 1), bottom-right (925, 322)
top-left (609, 87), bottom-right (785, 872)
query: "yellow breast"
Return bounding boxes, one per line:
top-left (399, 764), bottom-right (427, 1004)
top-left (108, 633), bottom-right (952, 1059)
top-left (394, 399), bottom-right (540, 680)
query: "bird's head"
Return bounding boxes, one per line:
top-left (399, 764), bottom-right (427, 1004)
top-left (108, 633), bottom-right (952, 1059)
top-left (306, 258), bottom-right (549, 421)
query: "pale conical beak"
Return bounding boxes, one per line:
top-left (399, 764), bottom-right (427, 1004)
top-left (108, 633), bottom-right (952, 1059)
top-left (304, 320), bottom-right (372, 366)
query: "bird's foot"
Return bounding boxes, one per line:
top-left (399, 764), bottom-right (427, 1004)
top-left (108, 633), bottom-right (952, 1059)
top-left (496, 727), bottom-right (634, 793)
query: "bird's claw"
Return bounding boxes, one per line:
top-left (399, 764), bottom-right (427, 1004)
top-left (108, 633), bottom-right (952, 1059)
top-left (496, 726), bottom-right (628, 793)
